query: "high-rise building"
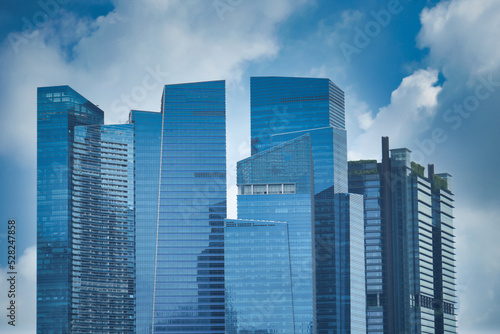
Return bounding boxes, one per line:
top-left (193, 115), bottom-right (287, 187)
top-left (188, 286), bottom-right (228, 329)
top-left (130, 110), bottom-right (163, 334)
top-left (152, 81), bottom-right (227, 333)
top-left (234, 134), bottom-right (316, 334)
top-left (37, 86), bottom-right (135, 333)
top-left (37, 86), bottom-right (104, 333)
top-left (224, 219), bottom-right (295, 333)
top-left (348, 137), bottom-right (457, 334)
top-left (334, 192), bottom-right (366, 334)
top-left (38, 82), bottom-right (228, 333)
top-left (347, 158), bottom-right (385, 334)
top-left (71, 124), bottom-right (135, 333)
top-left (249, 77), bottom-right (365, 333)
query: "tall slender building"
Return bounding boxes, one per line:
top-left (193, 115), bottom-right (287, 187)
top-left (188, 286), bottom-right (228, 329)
top-left (37, 86), bottom-right (135, 333)
top-left (347, 158), bottom-right (386, 334)
top-left (37, 86), bottom-right (104, 333)
top-left (130, 110), bottom-right (163, 334)
top-left (249, 77), bottom-right (365, 333)
top-left (233, 134), bottom-right (316, 334)
top-left (348, 137), bottom-right (457, 334)
top-left (71, 124), bottom-right (135, 333)
top-left (152, 81), bottom-right (227, 333)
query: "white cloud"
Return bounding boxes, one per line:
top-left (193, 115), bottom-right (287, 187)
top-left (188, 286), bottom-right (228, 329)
top-left (348, 68), bottom-right (442, 160)
top-left (0, 0), bottom-right (310, 166)
top-left (318, 9), bottom-right (364, 47)
top-left (416, 2), bottom-right (500, 333)
top-left (345, 90), bottom-right (374, 141)
top-left (418, 0), bottom-right (500, 78)
top-left (0, 245), bottom-right (36, 333)
top-left (0, 1), bottom-right (310, 328)
top-left (455, 205), bottom-right (500, 333)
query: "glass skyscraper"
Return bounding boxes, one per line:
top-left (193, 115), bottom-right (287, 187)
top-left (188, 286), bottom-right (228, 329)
top-left (348, 158), bottom-right (386, 334)
top-left (250, 77), bottom-right (345, 156)
top-left (37, 86), bottom-right (135, 333)
top-left (236, 134), bottom-right (316, 334)
top-left (130, 110), bottom-right (163, 334)
top-left (249, 77), bottom-right (365, 333)
top-left (71, 124), bottom-right (135, 333)
top-left (153, 81), bottom-right (227, 333)
top-left (38, 82), bottom-right (227, 333)
top-left (224, 219), bottom-right (295, 333)
top-left (37, 86), bottom-right (105, 333)
top-left (334, 193), bottom-right (366, 334)
top-left (37, 79), bottom-right (458, 334)
top-left (348, 137), bottom-right (457, 334)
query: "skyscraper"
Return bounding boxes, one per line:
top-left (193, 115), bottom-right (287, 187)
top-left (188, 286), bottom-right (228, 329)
top-left (249, 76), bottom-right (365, 333)
top-left (71, 124), bottom-right (135, 333)
top-left (224, 219), bottom-right (295, 333)
top-left (347, 158), bottom-right (386, 334)
top-left (152, 80), bottom-right (227, 333)
top-left (348, 137), bottom-right (457, 334)
top-left (130, 110), bottom-right (163, 334)
top-left (37, 86), bottom-right (104, 333)
top-left (38, 82), bottom-right (228, 333)
top-left (37, 86), bottom-right (135, 333)
top-left (234, 134), bottom-right (316, 334)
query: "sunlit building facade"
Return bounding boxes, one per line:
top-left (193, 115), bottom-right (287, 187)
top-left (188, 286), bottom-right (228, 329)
top-left (152, 80), bottom-right (227, 333)
top-left (234, 135), bottom-right (316, 334)
top-left (130, 110), bottom-right (163, 333)
top-left (250, 77), bottom-right (365, 333)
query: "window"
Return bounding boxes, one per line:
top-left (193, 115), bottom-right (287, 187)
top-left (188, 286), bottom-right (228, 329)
top-left (238, 183), bottom-right (295, 195)
top-left (268, 184), bottom-right (282, 194)
top-left (253, 185), bottom-right (267, 195)
top-left (283, 184), bottom-right (295, 194)
top-left (238, 185), bottom-right (252, 195)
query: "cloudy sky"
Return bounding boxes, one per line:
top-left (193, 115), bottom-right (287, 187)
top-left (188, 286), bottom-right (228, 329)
top-left (0, 0), bottom-right (499, 332)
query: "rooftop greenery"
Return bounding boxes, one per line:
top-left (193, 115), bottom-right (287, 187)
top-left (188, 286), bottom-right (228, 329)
top-left (433, 175), bottom-right (449, 192)
top-left (348, 160), bottom-right (378, 176)
top-left (348, 159), bottom-right (378, 165)
top-left (411, 161), bottom-right (425, 178)
top-left (348, 168), bottom-right (379, 176)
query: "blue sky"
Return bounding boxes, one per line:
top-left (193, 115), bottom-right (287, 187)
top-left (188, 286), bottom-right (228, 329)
top-left (0, 0), bottom-right (499, 333)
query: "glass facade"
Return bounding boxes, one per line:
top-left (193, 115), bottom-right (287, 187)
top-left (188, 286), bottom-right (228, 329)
top-left (71, 124), bottom-right (135, 333)
top-left (130, 110), bottom-right (163, 333)
top-left (224, 219), bottom-right (295, 333)
top-left (250, 76), bottom-right (345, 156)
top-left (153, 81), bottom-right (227, 333)
top-left (37, 86), bottom-right (104, 333)
top-left (250, 77), bottom-right (364, 333)
top-left (348, 160), bottom-right (386, 334)
top-left (335, 193), bottom-right (366, 334)
top-left (271, 126), bottom-right (347, 195)
top-left (236, 134), bottom-right (316, 334)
